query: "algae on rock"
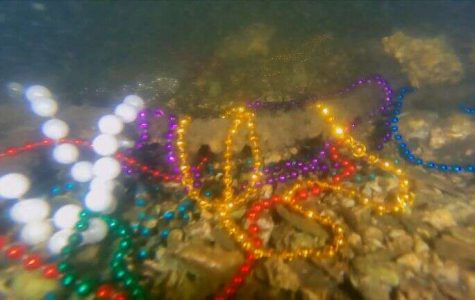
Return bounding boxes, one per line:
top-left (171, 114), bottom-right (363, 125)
top-left (382, 31), bottom-right (464, 87)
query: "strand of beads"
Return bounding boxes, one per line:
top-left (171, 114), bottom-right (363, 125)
top-left (0, 136), bottom-right (185, 184)
top-left (214, 253), bottom-right (256, 300)
top-left (131, 74), bottom-right (392, 189)
top-left (0, 136), bottom-right (172, 256)
top-left (256, 142), bottom-right (356, 188)
top-left (391, 88), bottom-right (475, 173)
top-left (115, 152), bottom-right (181, 182)
top-left (122, 107), bottom-right (164, 175)
top-left (215, 173), bottom-right (411, 299)
top-left (225, 75), bottom-right (393, 194)
top-left (315, 103), bottom-right (413, 214)
top-left (164, 114), bottom-right (180, 173)
top-left (83, 94), bottom-right (146, 214)
top-left (0, 137), bottom-right (92, 251)
top-left (460, 103), bottom-right (475, 116)
top-left (0, 134), bottom-right (186, 254)
top-left (121, 74), bottom-right (395, 190)
top-left (26, 87), bottom-right (145, 215)
top-left (57, 210), bottom-right (148, 299)
top-left (130, 188), bottom-right (195, 257)
top-left (117, 150), bottom-right (207, 184)
top-left (0, 138), bottom-right (84, 161)
top-left (134, 108), bottom-right (165, 150)
top-left (132, 75), bottom-right (390, 186)
top-left (130, 107), bottom-right (182, 176)
top-left (49, 181), bottom-right (82, 197)
top-left (0, 138), bottom-right (86, 242)
top-left (6, 86), bottom-right (137, 251)
top-left (217, 171), bottom-right (410, 299)
top-left (176, 107), bottom-right (350, 300)
top-left (214, 180), bottom-right (342, 299)
top-left (219, 181), bottom-right (345, 260)
top-left (174, 107), bottom-right (365, 257)
top-left (0, 236), bottom-right (60, 279)
top-left (176, 107), bottom-right (264, 211)
top-left (247, 75), bottom-right (395, 150)
top-left (247, 74), bottom-right (392, 112)
top-left (122, 111), bottom-right (201, 181)
top-left (195, 102), bottom-right (408, 274)
top-left (0, 137), bottom-right (181, 298)
top-left (23, 85), bottom-right (84, 174)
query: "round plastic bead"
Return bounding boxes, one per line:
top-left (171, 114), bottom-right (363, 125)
top-left (92, 157), bottom-right (121, 180)
top-left (81, 218), bottom-right (108, 244)
top-left (89, 177), bottom-right (116, 191)
top-left (30, 97), bottom-right (58, 117)
top-left (23, 254), bottom-right (43, 270)
top-left (84, 190), bottom-right (116, 213)
top-left (10, 198), bottom-right (50, 223)
top-left (48, 229), bottom-right (74, 255)
top-left (43, 264), bottom-right (60, 279)
top-left (53, 204), bottom-right (81, 229)
top-left (5, 245), bottom-right (27, 260)
top-left (61, 273), bottom-right (77, 287)
top-left (123, 95), bottom-right (145, 110)
top-left (92, 134), bottom-right (119, 156)
top-left (0, 173), bottom-right (30, 199)
top-left (53, 143), bottom-right (79, 164)
top-left (98, 115), bottom-right (124, 135)
top-left (41, 119), bottom-right (69, 140)
top-left (114, 103), bottom-right (138, 123)
top-left (96, 284), bottom-right (114, 298)
top-left (20, 221), bottom-right (53, 245)
top-left (70, 161), bottom-right (94, 182)
top-left (25, 85), bottom-right (52, 102)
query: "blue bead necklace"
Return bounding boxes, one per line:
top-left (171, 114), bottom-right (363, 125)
top-left (460, 103), bottom-right (475, 116)
top-left (390, 87), bottom-right (475, 174)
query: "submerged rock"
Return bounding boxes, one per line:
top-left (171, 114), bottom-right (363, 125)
top-left (172, 242), bottom-right (244, 275)
top-left (274, 205), bottom-right (329, 244)
top-left (397, 278), bottom-right (444, 300)
top-left (362, 226), bottom-right (384, 251)
top-left (397, 252), bottom-right (422, 273)
top-left (422, 209), bottom-right (456, 231)
top-left (351, 254), bottom-right (400, 300)
top-left (382, 31), bottom-right (463, 87)
top-left (434, 234), bottom-right (475, 266)
top-left (10, 271), bottom-right (58, 300)
top-left (261, 258), bottom-right (300, 291)
top-left (388, 229), bottom-right (414, 256)
top-left (216, 24), bottom-right (275, 59)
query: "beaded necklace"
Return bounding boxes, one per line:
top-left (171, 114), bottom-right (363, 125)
top-left (175, 105), bottom-right (414, 299)
top-left (57, 210), bottom-right (148, 299)
top-left (133, 75), bottom-right (394, 193)
top-left (0, 79), bottom-right (415, 300)
top-left (130, 186), bottom-right (195, 259)
top-left (0, 236), bottom-right (60, 279)
top-left (391, 88), bottom-right (475, 173)
top-left (248, 74), bottom-right (395, 150)
top-left (460, 103), bottom-right (475, 116)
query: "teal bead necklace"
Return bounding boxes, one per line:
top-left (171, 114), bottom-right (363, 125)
top-left (131, 185), bottom-right (196, 261)
top-left (49, 181), bottom-right (80, 197)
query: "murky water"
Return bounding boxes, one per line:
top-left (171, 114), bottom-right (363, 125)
top-left (1, 1), bottom-right (475, 107)
top-left (1, 2), bottom-right (475, 300)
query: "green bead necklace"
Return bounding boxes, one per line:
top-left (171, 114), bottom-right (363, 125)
top-left (57, 210), bottom-right (149, 300)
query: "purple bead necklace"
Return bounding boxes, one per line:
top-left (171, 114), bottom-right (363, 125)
top-left (130, 75), bottom-right (395, 187)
